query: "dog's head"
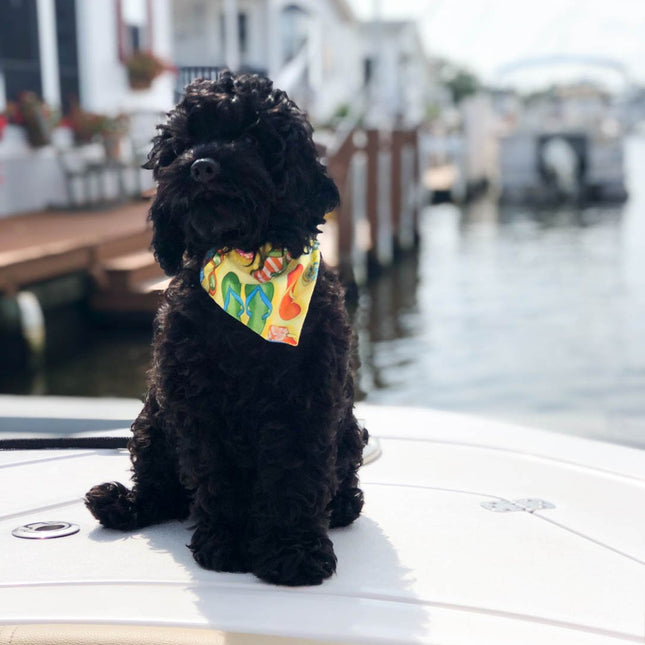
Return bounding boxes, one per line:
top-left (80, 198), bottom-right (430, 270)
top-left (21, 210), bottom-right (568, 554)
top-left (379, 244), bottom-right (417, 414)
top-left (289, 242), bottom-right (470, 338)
top-left (144, 71), bottom-right (339, 275)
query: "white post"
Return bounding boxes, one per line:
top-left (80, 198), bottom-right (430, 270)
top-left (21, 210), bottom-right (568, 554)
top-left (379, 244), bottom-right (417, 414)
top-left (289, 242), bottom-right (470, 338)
top-left (399, 145), bottom-right (416, 250)
top-left (74, 0), bottom-right (90, 107)
top-left (37, 0), bottom-right (61, 108)
top-left (351, 148), bottom-right (369, 286)
top-left (0, 71), bottom-right (6, 112)
top-left (224, 0), bottom-right (240, 72)
top-left (368, 0), bottom-right (386, 127)
top-left (377, 147), bottom-right (393, 267)
top-left (267, 0), bottom-right (281, 79)
top-left (307, 12), bottom-right (322, 91)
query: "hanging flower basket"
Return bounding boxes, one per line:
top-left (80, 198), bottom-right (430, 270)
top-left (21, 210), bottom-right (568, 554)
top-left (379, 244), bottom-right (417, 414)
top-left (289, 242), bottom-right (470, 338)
top-left (124, 50), bottom-right (176, 90)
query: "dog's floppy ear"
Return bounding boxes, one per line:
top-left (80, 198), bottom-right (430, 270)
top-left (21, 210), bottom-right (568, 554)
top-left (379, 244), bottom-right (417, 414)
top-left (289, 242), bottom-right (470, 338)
top-left (260, 94), bottom-right (340, 229)
top-left (148, 199), bottom-right (185, 276)
top-left (142, 118), bottom-right (187, 275)
top-left (313, 165), bottom-right (340, 223)
top-left (286, 136), bottom-right (340, 235)
top-left (142, 123), bottom-right (177, 175)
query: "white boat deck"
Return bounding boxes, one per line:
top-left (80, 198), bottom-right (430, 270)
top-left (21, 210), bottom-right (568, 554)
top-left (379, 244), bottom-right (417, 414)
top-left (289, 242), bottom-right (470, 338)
top-left (1, 397), bottom-right (644, 644)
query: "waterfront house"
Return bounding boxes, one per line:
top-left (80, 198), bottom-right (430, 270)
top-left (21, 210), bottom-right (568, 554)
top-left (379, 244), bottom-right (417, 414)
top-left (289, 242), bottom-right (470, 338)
top-left (0, 0), bottom-right (175, 218)
top-left (0, 0), bottom-right (431, 219)
top-left (171, 0), bottom-right (364, 125)
top-left (359, 19), bottom-right (433, 128)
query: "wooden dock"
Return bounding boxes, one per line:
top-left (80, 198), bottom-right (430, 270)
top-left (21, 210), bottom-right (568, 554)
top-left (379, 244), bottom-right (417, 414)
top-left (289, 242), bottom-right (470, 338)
top-left (0, 199), bottom-right (340, 320)
top-left (0, 125), bottom-right (420, 322)
top-left (0, 200), bottom-right (164, 316)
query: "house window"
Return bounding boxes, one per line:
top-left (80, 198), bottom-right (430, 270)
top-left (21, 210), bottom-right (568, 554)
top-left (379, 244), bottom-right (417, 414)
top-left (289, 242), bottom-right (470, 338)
top-left (238, 12), bottom-right (248, 55)
top-left (364, 57), bottom-right (373, 86)
top-left (55, 0), bottom-right (80, 113)
top-left (281, 5), bottom-right (308, 63)
top-left (116, 0), bottom-right (152, 60)
top-left (0, 0), bottom-right (42, 100)
top-left (218, 11), bottom-right (249, 58)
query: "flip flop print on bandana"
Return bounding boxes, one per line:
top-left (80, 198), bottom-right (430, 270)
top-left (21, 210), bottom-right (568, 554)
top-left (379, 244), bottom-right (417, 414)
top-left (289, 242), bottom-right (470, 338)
top-left (221, 272), bottom-right (245, 319)
top-left (245, 282), bottom-right (274, 334)
top-left (200, 241), bottom-right (320, 346)
top-left (279, 264), bottom-right (304, 320)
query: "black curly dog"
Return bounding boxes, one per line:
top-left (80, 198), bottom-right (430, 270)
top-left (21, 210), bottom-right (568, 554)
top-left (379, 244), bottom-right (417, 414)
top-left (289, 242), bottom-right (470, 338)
top-left (85, 72), bottom-right (367, 586)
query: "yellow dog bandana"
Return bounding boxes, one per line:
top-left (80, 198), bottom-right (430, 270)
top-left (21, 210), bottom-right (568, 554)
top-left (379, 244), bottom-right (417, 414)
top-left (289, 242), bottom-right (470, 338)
top-left (200, 241), bottom-right (320, 346)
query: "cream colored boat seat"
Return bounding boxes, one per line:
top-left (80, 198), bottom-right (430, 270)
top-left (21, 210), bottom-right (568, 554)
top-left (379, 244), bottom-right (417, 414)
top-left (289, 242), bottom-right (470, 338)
top-left (0, 624), bottom-right (336, 645)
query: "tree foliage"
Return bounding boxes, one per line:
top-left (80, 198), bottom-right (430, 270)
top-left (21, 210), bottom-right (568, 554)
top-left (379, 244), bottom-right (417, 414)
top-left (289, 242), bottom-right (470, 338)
top-left (439, 60), bottom-right (481, 104)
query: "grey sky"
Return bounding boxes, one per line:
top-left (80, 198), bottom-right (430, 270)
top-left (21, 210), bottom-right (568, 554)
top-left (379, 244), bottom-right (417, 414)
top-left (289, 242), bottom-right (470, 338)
top-left (348, 0), bottom-right (645, 88)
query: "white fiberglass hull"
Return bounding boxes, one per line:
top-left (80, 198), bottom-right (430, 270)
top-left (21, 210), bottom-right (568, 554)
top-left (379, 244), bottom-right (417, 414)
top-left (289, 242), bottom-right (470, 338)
top-left (1, 397), bottom-right (644, 644)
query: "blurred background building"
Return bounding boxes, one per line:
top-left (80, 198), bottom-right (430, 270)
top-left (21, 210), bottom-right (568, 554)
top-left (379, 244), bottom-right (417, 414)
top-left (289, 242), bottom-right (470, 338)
top-left (0, 0), bottom-right (436, 216)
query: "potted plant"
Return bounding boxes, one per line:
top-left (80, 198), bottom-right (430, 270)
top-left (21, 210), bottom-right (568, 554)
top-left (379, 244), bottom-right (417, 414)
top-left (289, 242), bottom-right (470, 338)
top-left (100, 113), bottom-right (129, 160)
top-left (61, 108), bottom-right (102, 145)
top-left (124, 50), bottom-right (175, 90)
top-left (61, 105), bottom-right (129, 159)
top-left (5, 92), bottom-right (58, 147)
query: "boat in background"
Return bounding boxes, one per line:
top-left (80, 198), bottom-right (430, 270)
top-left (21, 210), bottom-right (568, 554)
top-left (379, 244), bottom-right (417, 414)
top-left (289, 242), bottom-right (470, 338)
top-left (499, 128), bottom-right (627, 205)
top-left (499, 83), bottom-right (628, 205)
top-left (1, 395), bottom-right (644, 644)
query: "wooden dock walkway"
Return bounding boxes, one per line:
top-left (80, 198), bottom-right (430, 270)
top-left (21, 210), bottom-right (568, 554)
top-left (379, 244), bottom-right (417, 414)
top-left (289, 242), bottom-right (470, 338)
top-left (0, 199), bottom-right (339, 319)
top-left (0, 200), bottom-right (162, 316)
top-left (0, 124), bottom-right (420, 322)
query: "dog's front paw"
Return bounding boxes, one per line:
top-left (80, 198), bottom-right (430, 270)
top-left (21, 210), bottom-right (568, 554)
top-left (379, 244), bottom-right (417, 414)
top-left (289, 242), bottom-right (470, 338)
top-left (84, 481), bottom-right (138, 530)
top-left (251, 531), bottom-right (337, 586)
top-left (190, 526), bottom-right (250, 573)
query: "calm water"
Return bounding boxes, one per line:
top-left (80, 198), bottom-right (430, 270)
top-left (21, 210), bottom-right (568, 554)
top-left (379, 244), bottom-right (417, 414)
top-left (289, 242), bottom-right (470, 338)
top-left (361, 136), bottom-right (645, 448)
top-left (7, 137), bottom-right (645, 449)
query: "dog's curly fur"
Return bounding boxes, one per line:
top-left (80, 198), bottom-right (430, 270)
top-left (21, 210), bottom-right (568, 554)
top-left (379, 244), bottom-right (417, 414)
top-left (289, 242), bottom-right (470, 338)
top-left (85, 72), bottom-right (367, 586)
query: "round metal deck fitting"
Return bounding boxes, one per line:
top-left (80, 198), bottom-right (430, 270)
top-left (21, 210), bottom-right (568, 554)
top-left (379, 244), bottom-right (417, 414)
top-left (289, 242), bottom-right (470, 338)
top-left (12, 521), bottom-right (80, 540)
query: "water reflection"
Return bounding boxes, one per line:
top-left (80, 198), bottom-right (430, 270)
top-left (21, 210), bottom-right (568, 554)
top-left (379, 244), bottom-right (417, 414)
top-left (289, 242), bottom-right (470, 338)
top-left (0, 326), bottom-right (152, 400)
top-left (360, 137), bottom-right (645, 448)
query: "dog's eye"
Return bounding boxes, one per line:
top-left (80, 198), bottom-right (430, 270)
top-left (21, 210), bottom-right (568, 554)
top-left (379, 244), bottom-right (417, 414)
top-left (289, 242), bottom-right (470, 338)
top-left (157, 142), bottom-right (185, 168)
top-left (158, 150), bottom-right (176, 168)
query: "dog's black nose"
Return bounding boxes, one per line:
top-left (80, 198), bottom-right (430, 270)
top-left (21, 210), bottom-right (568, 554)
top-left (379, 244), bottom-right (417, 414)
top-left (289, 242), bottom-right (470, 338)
top-left (190, 158), bottom-right (220, 183)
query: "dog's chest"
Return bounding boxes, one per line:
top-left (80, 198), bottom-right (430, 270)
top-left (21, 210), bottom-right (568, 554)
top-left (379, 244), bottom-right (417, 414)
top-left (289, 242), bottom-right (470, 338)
top-left (161, 273), bottom-right (318, 417)
top-left (197, 303), bottom-right (305, 393)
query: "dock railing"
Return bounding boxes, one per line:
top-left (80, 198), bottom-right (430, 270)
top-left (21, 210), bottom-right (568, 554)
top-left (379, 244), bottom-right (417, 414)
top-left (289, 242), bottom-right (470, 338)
top-left (325, 126), bottom-right (421, 287)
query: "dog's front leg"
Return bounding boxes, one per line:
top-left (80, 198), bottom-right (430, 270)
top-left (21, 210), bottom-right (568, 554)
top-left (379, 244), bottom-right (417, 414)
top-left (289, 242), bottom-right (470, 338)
top-left (85, 389), bottom-right (191, 530)
top-left (249, 419), bottom-right (337, 586)
top-left (329, 407), bottom-right (367, 528)
top-left (181, 433), bottom-right (253, 574)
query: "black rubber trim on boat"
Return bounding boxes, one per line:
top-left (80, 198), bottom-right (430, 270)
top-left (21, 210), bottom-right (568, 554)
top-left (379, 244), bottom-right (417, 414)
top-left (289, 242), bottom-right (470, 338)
top-left (0, 437), bottom-right (129, 450)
